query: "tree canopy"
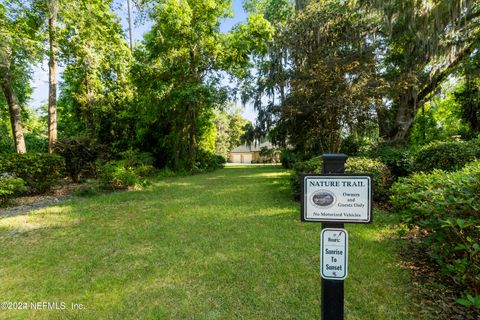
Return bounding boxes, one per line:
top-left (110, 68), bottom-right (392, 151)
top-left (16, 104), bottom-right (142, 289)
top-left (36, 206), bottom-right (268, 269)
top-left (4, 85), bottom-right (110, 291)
top-left (0, 0), bottom-right (479, 165)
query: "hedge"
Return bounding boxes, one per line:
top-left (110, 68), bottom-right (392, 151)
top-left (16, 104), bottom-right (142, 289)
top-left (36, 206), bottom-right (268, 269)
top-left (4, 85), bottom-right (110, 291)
top-left (0, 175), bottom-right (27, 204)
top-left (412, 140), bottom-right (480, 173)
top-left (0, 153), bottom-right (65, 193)
top-left (390, 161), bottom-right (480, 302)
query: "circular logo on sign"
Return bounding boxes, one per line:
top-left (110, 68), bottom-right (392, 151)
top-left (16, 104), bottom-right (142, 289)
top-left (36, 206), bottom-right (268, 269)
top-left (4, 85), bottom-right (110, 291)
top-left (311, 190), bottom-right (336, 209)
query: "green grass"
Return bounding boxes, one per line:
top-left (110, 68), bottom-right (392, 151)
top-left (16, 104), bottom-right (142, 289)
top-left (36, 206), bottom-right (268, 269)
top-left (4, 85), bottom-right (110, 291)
top-left (0, 166), bottom-right (419, 319)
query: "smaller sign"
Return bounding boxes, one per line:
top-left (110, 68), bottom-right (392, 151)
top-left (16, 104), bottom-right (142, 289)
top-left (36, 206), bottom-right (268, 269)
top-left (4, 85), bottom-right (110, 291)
top-left (321, 228), bottom-right (348, 280)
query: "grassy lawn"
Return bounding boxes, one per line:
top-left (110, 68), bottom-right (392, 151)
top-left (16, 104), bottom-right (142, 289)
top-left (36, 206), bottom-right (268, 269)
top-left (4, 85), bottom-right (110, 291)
top-left (0, 166), bottom-right (419, 319)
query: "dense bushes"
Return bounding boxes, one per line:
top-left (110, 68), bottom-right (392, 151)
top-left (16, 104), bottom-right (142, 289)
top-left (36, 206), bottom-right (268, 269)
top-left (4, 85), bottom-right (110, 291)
top-left (97, 150), bottom-right (156, 188)
top-left (291, 156), bottom-right (391, 201)
top-left (0, 153), bottom-right (65, 193)
top-left (98, 161), bottom-right (155, 188)
top-left (280, 149), bottom-right (298, 169)
top-left (391, 162), bottom-right (480, 300)
top-left (412, 140), bottom-right (480, 172)
top-left (346, 157), bottom-right (393, 201)
top-left (0, 175), bottom-right (27, 204)
top-left (194, 150), bottom-right (226, 172)
top-left (369, 145), bottom-right (412, 178)
top-left (54, 138), bottom-right (104, 182)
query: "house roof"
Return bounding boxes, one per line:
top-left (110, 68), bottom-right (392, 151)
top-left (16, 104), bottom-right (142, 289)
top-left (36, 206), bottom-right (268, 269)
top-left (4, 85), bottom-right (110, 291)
top-left (231, 141), bottom-right (274, 153)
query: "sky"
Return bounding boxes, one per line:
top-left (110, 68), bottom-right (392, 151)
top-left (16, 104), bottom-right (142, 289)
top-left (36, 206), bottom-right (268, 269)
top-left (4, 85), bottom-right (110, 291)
top-left (29, 0), bottom-right (257, 123)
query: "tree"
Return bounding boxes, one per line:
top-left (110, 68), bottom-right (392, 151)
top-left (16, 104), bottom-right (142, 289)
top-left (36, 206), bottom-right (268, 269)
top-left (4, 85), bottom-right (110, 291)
top-left (455, 49), bottom-right (480, 138)
top-left (250, 0), bottom-right (479, 146)
top-left (239, 0), bottom-right (292, 140)
top-left (132, 0), bottom-right (230, 169)
top-left (47, 0), bottom-right (58, 153)
top-left (0, 1), bottom-right (42, 153)
top-left (133, 0), bottom-right (270, 170)
top-left (363, 0), bottom-right (480, 140)
top-left (273, 0), bottom-right (380, 154)
top-left (57, 0), bottom-right (134, 151)
top-left (213, 108), bottom-right (248, 159)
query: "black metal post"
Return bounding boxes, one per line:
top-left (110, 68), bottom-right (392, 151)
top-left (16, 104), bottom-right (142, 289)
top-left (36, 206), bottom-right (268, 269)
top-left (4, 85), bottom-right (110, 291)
top-left (321, 153), bottom-right (348, 320)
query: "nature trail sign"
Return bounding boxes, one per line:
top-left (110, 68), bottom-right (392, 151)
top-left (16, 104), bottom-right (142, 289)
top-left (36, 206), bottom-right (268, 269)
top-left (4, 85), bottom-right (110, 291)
top-left (300, 154), bottom-right (373, 320)
top-left (302, 175), bottom-right (372, 223)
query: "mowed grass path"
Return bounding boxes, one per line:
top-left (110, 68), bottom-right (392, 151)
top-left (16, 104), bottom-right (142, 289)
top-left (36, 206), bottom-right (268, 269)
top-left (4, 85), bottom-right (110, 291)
top-left (0, 166), bottom-right (418, 319)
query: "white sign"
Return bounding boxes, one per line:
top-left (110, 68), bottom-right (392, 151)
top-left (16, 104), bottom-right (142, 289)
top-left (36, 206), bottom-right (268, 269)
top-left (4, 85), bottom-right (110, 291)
top-left (321, 228), bottom-right (348, 280)
top-left (302, 175), bottom-right (372, 223)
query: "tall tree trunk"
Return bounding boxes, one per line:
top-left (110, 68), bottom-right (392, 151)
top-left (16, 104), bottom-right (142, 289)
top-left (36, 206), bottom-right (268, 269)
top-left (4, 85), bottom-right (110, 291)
top-left (295, 0), bottom-right (310, 11)
top-left (174, 114), bottom-right (187, 171)
top-left (381, 42), bottom-right (477, 141)
top-left (127, 0), bottom-right (133, 50)
top-left (375, 103), bottom-right (393, 139)
top-left (391, 87), bottom-right (418, 140)
top-left (0, 73), bottom-right (27, 153)
top-left (48, 0), bottom-right (58, 153)
top-left (187, 47), bottom-right (198, 170)
top-left (187, 105), bottom-right (197, 170)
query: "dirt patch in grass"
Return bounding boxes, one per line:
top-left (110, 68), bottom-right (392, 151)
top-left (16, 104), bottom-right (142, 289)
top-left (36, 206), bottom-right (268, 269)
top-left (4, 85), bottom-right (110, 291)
top-left (0, 181), bottom-right (79, 217)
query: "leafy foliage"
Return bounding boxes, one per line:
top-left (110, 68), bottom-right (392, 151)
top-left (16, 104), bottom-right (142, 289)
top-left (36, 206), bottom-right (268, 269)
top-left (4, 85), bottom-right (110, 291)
top-left (0, 175), bottom-right (27, 204)
top-left (269, 0), bottom-right (381, 153)
top-left (368, 144), bottom-right (413, 178)
top-left (390, 161), bottom-right (480, 299)
top-left (97, 160), bottom-right (155, 189)
top-left (213, 109), bottom-right (249, 160)
top-left (0, 153), bottom-right (64, 193)
top-left (53, 137), bottom-right (103, 182)
top-left (412, 140), bottom-right (480, 173)
top-left (457, 294), bottom-right (480, 309)
top-left (194, 149), bottom-right (226, 173)
top-left (0, 122), bottom-right (15, 153)
top-left (258, 146), bottom-right (279, 163)
top-left (454, 50), bottom-right (480, 138)
top-left (132, 0), bottom-right (232, 170)
top-left (409, 89), bottom-right (467, 146)
top-left (362, 0), bottom-right (480, 140)
top-left (57, 0), bottom-right (134, 152)
top-left (345, 157), bottom-right (392, 201)
top-left (0, 0), bottom-right (43, 153)
top-left (97, 149), bottom-right (158, 189)
top-left (279, 148), bottom-right (297, 169)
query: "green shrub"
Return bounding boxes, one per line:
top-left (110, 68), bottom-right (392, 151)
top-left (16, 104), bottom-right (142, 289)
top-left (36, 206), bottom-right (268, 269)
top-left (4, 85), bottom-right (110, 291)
top-left (346, 157), bottom-right (392, 201)
top-left (97, 158), bottom-right (157, 189)
top-left (158, 167), bottom-right (178, 177)
top-left (369, 146), bottom-right (413, 178)
top-left (291, 156), bottom-right (391, 201)
top-left (280, 149), bottom-right (298, 169)
top-left (24, 133), bottom-right (48, 153)
top-left (0, 176), bottom-right (27, 204)
top-left (119, 149), bottom-right (155, 167)
top-left (390, 161), bottom-right (480, 299)
top-left (54, 137), bottom-right (103, 182)
top-left (413, 140), bottom-right (480, 173)
top-left (98, 161), bottom-right (138, 188)
top-left (194, 150), bottom-right (225, 172)
top-left (0, 153), bottom-right (65, 193)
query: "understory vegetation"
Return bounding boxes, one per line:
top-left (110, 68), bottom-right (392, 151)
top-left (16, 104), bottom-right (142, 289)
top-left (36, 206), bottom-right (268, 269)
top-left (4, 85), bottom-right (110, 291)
top-left (391, 162), bottom-right (480, 304)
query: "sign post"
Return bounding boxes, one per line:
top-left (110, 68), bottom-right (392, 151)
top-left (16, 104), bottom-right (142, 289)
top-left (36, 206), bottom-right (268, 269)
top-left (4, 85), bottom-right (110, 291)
top-left (300, 154), bottom-right (372, 320)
